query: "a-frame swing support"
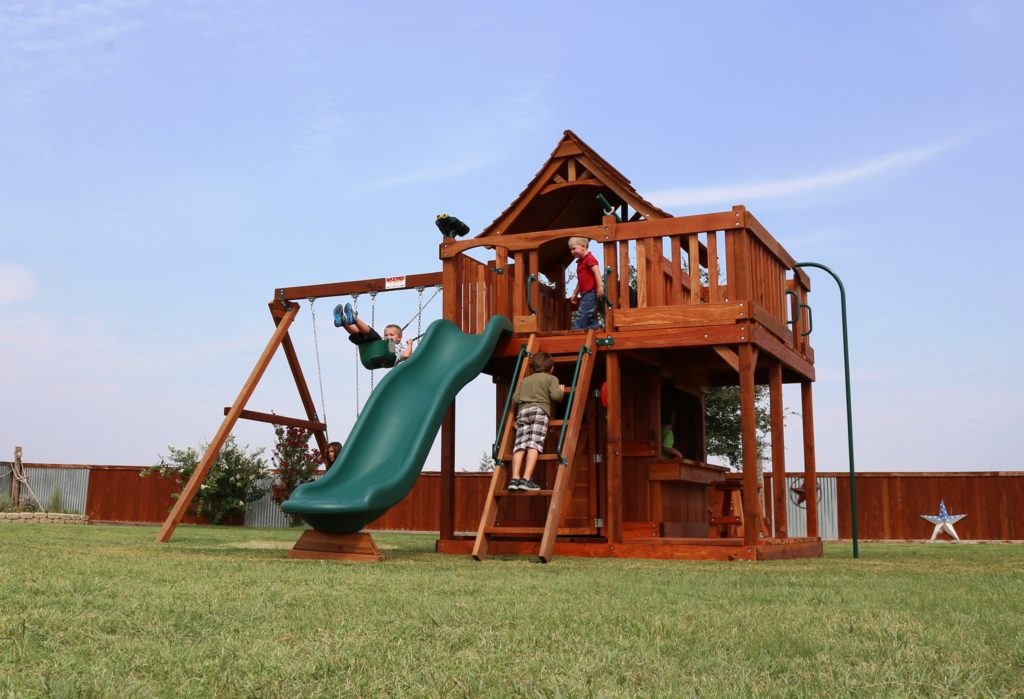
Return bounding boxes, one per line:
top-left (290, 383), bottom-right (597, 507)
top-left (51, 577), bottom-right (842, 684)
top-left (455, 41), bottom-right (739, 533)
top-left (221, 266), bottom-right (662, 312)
top-left (157, 273), bottom-right (444, 543)
top-left (156, 299), bottom-right (330, 542)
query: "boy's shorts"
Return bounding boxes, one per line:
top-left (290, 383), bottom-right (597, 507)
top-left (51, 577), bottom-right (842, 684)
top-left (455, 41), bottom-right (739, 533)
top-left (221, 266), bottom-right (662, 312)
top-left (513, 406), bottom-right (549, 453)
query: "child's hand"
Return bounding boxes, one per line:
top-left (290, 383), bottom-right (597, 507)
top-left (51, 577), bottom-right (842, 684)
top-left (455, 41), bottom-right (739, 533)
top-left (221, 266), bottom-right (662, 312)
top-left (570, 296), bottom-right (578, 306)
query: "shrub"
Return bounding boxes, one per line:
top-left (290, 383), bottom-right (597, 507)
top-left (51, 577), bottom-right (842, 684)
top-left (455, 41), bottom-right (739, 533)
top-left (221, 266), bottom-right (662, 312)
top-left (145, 435), bottom-right (268, 525)
top-left (270, 423), bottom-right (322, 525)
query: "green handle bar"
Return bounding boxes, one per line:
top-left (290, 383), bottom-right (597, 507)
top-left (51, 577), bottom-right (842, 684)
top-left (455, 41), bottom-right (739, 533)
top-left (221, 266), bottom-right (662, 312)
top-left (799, 303), bottom-right (813, 337)
top-left (555, 344), bottom-right (591, 464)
top-left (526, 274), bottom-right (537, 315)
top-left (493, 344), bottom-right (529, 460)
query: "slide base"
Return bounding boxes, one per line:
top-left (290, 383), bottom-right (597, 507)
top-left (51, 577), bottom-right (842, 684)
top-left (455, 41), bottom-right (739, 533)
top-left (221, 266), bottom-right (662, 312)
top-left (287, 530), bottom-right (384, 562)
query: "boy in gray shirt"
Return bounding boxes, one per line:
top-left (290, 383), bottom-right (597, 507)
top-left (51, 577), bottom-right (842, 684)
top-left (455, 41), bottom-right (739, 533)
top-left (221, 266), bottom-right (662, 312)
top-left (508, 352), bottom-right (564, 491)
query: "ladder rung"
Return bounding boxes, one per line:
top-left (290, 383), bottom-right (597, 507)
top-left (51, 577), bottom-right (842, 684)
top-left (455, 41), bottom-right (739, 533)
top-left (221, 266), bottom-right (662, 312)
top-left (709, 516), bottom-right (742, 525)
top-left (498, 452), bottom-right (562, 462)
top-left (552, 356), bottom-right (580, 364)
top-left (549, 419), bottom-right (564, 427)
top-left (485, 526), bottom-right (545, 535)
top-left (498, 489), bottom-right (553, 497)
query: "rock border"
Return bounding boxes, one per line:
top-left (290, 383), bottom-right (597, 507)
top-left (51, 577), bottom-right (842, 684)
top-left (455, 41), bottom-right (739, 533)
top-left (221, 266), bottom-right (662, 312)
top-left (0, 512), bottom-right (90, 524)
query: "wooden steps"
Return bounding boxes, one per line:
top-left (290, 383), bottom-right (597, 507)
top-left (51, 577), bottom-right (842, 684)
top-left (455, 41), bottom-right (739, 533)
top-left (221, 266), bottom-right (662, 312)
top-left (473, 330), bottom-right (597, 563)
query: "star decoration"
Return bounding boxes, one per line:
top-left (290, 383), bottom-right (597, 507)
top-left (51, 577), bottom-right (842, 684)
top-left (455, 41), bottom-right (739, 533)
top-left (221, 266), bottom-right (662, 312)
top-left (921, 500), bottom-right (966, 541)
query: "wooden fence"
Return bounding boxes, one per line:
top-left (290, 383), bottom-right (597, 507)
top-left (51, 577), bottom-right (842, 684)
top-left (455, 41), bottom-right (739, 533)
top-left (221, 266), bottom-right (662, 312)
top-left (6, 463), bottom-right (1023, 540)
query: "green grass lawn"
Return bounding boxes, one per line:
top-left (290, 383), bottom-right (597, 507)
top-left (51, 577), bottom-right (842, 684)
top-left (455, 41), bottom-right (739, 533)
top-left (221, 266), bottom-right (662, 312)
top-left (2, 524), bottom-right (1022, 697)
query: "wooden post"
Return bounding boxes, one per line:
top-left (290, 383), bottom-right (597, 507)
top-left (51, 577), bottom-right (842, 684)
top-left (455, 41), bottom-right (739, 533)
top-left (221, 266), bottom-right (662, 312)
top-left (442, 257), bottom-right (460, 327)
top-left (156, 303), bottom-right (299, 543)
top-left (605, 352), bottom-right (623, 543)
top-left (603, 241), bottom-right (617, 330)
top-left (11, 446), bottom-right (22, 503)
top-left (801, 380), bottom-right (819, 538)
top-left (495, 246), bottom-right (509, 319)
top-left (769, 362), bottom-right (788, 537)
top-left (440, 402), bottom-right (456, 540)
top-left (739, 344), bottom-right (760, 547)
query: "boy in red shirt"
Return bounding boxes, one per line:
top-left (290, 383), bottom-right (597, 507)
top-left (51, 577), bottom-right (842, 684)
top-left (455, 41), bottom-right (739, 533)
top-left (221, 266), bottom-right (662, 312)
top-left (568, 236), bottom-right (605, 329)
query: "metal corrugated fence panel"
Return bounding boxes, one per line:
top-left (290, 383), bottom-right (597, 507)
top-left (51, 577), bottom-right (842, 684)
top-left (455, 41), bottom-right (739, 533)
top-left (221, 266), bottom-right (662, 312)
top-left (0, 463), bottom-right (11, 497)
top-left (244, 477), bottom-right (308, 529)
top-left (783, 476), bottom-right (838, 540)
top-left (24, 467), bottom-right (89, 513)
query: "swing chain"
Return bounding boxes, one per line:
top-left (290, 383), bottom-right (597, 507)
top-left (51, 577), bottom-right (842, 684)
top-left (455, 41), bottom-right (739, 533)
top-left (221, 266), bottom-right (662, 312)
top-left (307, 298), bottom-right (328, 434)
top-left (368, 291), bottom-right (378, 394)
top-left (416, 287), bottom-right (424, 341)
top-left (353, 293), bottom-right (361, 417)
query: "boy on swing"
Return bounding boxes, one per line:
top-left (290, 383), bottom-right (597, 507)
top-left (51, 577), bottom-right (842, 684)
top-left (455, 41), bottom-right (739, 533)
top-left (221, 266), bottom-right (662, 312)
top-left (508, 352), bottom-right (565, 491)
top-left (333, 302), bottom-right (413, 367)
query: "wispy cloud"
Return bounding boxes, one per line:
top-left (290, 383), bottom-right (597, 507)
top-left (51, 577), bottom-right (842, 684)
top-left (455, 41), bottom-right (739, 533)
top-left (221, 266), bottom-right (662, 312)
top-left (357, 156), bottom-right (494, 193)
top-left (353, 73), bottom-right (551, 194)
top-left (647, 136), bottom-right (969, 209)
top-left (0, 263), bottom-right (37, 305)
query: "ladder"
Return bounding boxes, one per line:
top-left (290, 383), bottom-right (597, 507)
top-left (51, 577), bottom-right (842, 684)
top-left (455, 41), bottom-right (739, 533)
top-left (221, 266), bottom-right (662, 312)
top-left (473, 330), bottom-right (597, 563)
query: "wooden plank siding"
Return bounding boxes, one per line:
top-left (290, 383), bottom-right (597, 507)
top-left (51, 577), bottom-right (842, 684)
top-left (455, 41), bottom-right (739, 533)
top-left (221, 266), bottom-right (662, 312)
top-left (831, 472), bottom-right (1024, 540)
top-left (20, 464), bottom-right (1024, 540)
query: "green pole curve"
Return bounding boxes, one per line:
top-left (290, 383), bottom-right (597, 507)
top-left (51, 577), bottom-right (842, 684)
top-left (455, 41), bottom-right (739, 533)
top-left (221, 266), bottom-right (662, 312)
top-left (795, 261), bottom-right (859, 559)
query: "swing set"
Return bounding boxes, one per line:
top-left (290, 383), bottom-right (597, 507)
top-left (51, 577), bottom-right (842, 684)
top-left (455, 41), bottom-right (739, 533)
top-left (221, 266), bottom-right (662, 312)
top-left (156, 272), bottom-right (443, 543)
top-left (158, 129), bottom-right (826, 564)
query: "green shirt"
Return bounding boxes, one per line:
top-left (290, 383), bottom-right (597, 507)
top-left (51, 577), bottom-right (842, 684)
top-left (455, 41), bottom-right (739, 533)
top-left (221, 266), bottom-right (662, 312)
top-left (513, 372), bottom-right (563, 417)
top-left (661, 425), bottom-right (675, 457)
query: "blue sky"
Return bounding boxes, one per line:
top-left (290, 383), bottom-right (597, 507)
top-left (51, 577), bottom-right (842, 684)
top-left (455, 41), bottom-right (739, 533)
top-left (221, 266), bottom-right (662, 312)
top-left (2, 1), bottom-right (1022, 472)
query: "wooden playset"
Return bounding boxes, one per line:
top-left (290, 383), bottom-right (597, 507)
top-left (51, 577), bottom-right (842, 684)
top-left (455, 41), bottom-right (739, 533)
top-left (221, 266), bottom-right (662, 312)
top-left (157, 130), bottom-right (822, 562)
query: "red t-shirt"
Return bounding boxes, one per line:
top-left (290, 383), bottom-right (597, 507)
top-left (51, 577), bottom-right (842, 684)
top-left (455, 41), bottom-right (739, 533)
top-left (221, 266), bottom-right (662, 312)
top-left (576, 251), bottom-right (599, 293)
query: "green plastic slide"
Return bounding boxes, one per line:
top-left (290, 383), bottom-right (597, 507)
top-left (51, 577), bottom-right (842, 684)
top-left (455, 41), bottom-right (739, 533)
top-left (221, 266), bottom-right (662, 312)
top-left (282, 315), bottom-right (512, 533)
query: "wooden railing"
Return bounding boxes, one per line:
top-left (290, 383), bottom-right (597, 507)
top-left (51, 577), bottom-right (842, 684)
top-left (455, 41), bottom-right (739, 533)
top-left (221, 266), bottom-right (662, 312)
top-left (439, 206), bottom-right (811, 356)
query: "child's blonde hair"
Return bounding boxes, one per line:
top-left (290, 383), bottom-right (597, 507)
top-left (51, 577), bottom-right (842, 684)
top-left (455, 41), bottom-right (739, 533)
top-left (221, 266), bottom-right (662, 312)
top-left (568, 236), bottom-right (591, 249)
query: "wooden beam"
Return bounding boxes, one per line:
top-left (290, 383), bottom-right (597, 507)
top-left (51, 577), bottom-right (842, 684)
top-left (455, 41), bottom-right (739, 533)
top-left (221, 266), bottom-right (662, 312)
top-left (613, 303), bottom-right (749, 330)
top-left (442, 258), bottom-right (459, 326)
top-left (751, 324), bottom-right (816, 380)
top-left (769, 362), bottom-right (788, 537)
top-left (438, 212), bottom-right (742, 258)
top-left (739, 344), bottom-right (761, 547)
top-left (157, 303), bottom-right (299, 542)
top-left (606, 351), bottom-right (623, 544)
top-left (801, 380), bottom-right (819, 538)
top-left (225, 408), bottom-right (326, 432)
top-left (276, 272), bottom-right (442, 302)
top-left (707, 232), bottom-right (721, 303)
top-left (490, 324), bottom-right (751, 357)
top-left (713, 345), bottom-right (740, 373)
top-left (440, 403), bottom-right (456, 540)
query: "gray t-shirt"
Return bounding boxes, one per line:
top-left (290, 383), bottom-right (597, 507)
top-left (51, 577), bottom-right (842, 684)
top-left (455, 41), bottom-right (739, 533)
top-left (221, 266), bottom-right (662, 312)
top-left (513, 372), bottom-right (563, 417)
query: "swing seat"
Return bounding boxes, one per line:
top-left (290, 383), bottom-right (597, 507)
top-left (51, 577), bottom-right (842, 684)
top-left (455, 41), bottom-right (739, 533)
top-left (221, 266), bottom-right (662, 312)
top-left (358, 339), bottom-right (396, 370)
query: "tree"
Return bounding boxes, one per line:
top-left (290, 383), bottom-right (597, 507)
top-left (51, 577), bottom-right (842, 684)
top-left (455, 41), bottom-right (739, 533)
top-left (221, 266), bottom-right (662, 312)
top-left (269, 423), bottom-right (322, 525)
top-left (704, 385), bottom-right (771, 470)
top-left (478, 450), bottom-right (496, 472)
top-left (145, 435), bottom-right (268, 525)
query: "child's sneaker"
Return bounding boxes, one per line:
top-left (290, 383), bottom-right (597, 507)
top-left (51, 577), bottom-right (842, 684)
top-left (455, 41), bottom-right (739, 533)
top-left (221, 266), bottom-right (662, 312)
top-left (507, 479), bottom-right (521, 491)
top-left (343, 302), bottom-right (356, 325)
top-left (333, 304), bottom-right (345, 327)
top-left (520, 479), bottom-right (541, 492)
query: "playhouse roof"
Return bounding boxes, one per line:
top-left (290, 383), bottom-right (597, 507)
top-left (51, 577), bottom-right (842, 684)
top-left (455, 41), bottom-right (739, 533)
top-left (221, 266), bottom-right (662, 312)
top-left (477, 130), bottom-right (672, 242)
